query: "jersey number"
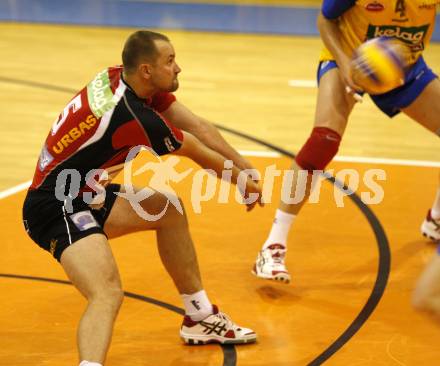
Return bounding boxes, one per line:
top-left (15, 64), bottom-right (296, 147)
top-left (51, 94), bottom-right (82, 135)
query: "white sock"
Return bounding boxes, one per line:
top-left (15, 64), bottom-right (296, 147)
top-left (431, 188), bottom-right (440, 219)
top-left (181, 289), bottom-right (213, 321)
top-left (262, 209), bottom-right (296, 250)
top-left (79, 361), bottom-right (102, 366)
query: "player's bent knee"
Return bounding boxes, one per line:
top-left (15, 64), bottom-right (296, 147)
top-left (92, 286), bottom-right (124, 310)
top-left (295, 127), bottom-right (341, 172)
top-left (110, 287), bottom-right (124, 308)
top-left (88, 272), bottom-right (124, 308)
top-left (162, 195), bottom-right (187, 220)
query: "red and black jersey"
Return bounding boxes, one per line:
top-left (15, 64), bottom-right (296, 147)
top-left (30, 66), bottom-right (183, 192)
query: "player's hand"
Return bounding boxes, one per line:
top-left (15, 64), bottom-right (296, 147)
top-left (239, 157), bottom-right (257, 172)
top-left (345, 86), bottom-right (363, 103)
top-left (242, 178), bottom-right (264, 212)
top-left (338, 56), bottom-right (364, 103)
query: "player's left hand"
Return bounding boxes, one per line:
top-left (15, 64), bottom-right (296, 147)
top-left (338, 54), bottom-right (364, 97)
top-left (242, 178), bottom-right (264, 212)
top-left (239, 157), bottom-right (257, 172)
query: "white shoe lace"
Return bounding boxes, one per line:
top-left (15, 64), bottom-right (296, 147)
top-left (264, 247), bottom-right (286, 266)
top-left (215, 312), bottom-right (234, 329)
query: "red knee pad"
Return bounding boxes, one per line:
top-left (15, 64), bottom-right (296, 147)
top-left (295, 127), bottom-right (341, 171)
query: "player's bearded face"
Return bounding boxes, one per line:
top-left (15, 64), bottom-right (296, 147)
top-left (151, 41), bottom-right (181, 92)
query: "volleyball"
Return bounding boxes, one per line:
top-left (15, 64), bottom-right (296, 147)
top-left (350, 37), bottom-right (407, 95)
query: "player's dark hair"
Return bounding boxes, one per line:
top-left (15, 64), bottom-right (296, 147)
top-left (122, 30), bottom-right (169, 73)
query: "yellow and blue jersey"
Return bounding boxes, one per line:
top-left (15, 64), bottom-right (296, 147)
top-left (320, 0), bottom-right (439, 64)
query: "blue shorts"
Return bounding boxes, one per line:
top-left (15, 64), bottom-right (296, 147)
top-left (317, 57), bottom-right (438, 117)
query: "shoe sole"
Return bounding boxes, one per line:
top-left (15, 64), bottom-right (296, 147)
top-left (422, 231), bottom-right (440, 243)
top-left (251, 268), bottom-right (291, 284)
top-left (421, 221), bottom-right (440, 243)
top-left (181, 335), bottom-right (257, 345)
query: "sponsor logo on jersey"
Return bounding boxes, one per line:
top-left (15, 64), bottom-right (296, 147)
top-left (69, 210), bottom-right (100, 231)
top-left (52, 114), bottom-right (97, 154)
top-left (87, 69), bottom-right (117, 118)
top-left (38, 145), bottom-right (54, 171)
top-left (418, 0), bottom-right (440, 9)
top-left (365, 2), bottom-right (384, 11)
top-left (366, 24), bottom-right (429, 50)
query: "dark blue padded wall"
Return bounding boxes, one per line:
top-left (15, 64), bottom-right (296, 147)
top-left (0, 0), bottom-right (439, 41)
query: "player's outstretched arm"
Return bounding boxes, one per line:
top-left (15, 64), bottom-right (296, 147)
top-left (174, 131), bottom-right (263, 211)
top-left (162, 101), bottom-right (254, 171)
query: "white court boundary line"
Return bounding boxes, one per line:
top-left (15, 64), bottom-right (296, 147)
top-left (1, 152), bottom-right (439, 201)
top-left (0, 180), bottom-right (31, 200)
top-left (240, 150), bottom-right (440, 167)
top-left (334, 155), bottom-right (440, 168)
top-left (288, 79), bottom-right (316, 88)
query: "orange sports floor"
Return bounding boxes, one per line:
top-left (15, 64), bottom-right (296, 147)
top-left (1, 155), bottom-right (440, 365)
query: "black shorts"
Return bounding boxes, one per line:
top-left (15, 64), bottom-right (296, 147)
top-left (22, 184), bottom-right (120, 262)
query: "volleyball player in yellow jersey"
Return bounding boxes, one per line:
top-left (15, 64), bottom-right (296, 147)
top-left (253, 0), bottom-right (440, 317)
